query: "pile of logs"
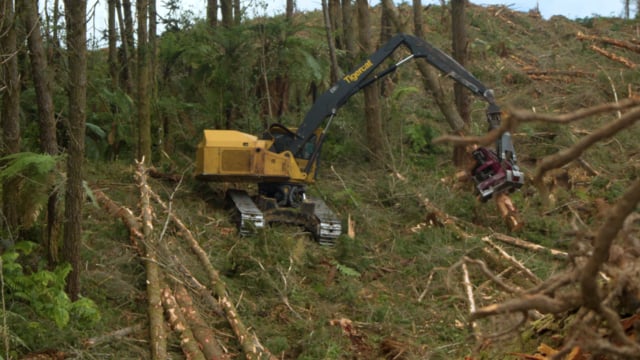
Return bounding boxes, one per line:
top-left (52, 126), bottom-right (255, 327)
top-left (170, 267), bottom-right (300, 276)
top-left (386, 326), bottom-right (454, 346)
top-left (90, 159), bottom-right (277, 360)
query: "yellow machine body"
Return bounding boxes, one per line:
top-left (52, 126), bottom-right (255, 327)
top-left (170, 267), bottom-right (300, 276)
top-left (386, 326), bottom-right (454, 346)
top-left (194, 129), bottom-right (317, 185)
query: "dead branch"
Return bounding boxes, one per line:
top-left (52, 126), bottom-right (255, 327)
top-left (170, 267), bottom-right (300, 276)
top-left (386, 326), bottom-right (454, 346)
top-left (91, 187), bottom-right (143, 254)
top-left (470, 292), bottom-right (581, 320)
top-left (149, 189), bottom-right (277, 360)
top-left (533, 106), bottom-right (640, 196)
top-left (161, 287), bottom-right (206, 360)
top-left (482, 237), bottom-right (541, 284)
top-left (577, 31), bottom-right (640, 54)
top-left (580, 178), bottom-right (640, 348)
top-left (135, 159), bottom-right (168, 360)
top-left (83, 324), bottom-right (144, 348)
top-left (491, 233), bottom-right (568, 260)
top-left (526, 70), bottom-right (593, 78)
top-left (589, 44), bottom-right (637, 69)
top-left (461, 262), bottom-right (478, 336)
top-left (460, 257), bottom-right (522, 295)
top-left (433, 98), bottom-right (640, 148)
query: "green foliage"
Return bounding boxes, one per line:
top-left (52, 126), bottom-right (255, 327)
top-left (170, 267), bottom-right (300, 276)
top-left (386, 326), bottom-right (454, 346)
top-left (404, 122), bottom-right (442, 154)
top-left (332, 261), bottom-right (361, 277)
top-left (1, 242), bottom-right (101, 329)
top-left (0, 152), bottom-right (58, 184)
top-left (0, 152), bottom-right (62, 232)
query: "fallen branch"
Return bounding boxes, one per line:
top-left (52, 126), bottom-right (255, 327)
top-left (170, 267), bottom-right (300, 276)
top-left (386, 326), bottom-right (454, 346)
top-left (461, 262), bottom-right (477, 336)
top-left (83, 324), bottom-right (144, 348)
top-left (92, 187), bottom-right (143, 254)
top-left (482, 237), bottom-right (541, 284)
top-left (491, 233), bottom-right (567, 260)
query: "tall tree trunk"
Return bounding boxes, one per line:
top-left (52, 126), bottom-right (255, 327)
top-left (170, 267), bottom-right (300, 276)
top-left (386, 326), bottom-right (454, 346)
top-left (220, 0), bottom-right (232, 27)
top-left (63, 0), bottom-right (87, 301)
top-left (329, 0), bottom-right (343, 49)
top-left (383, 0), bottom-right (465, 133)
top-left (413, 0), bottom-right (423, 36)
top-left (207, 0), bottom-right (218, 26)
top-left (121, 0), bottom-right (136, 94)
top-left (108, 0), bottom-right (119, 89)
top-left (624, 0), bottom-right (630, 19)
top-left (20, 0), bottom-right (60, 265)
top-left (356, 0), bottom-right (384, 162)
top-left (233, 0), bottom-right (241, 25)
top-left (322, 0), bottom-right (340, 84)
top-left (451, 0), bottom-right (470, 166)
top-left (1, 0), bottom-right (22, 236)
top-left (137, 0), bottom-right (152, 163)
top-left (286, 0), bottom-right (294, 18)
top-left (341, 0), bottom-right (356, 68)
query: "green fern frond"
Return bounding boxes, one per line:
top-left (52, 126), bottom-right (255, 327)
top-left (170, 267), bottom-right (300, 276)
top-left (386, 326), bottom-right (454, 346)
top-left (0, 152), bottom-right (59, 184)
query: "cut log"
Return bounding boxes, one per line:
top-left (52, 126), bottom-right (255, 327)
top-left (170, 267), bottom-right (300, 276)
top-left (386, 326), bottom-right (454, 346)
top-left (174, 284), bottom-right (228, 360)
top-left (589, 44), bottom-right (637, 69)
top-left (149, 189), bottom-right (277, 360)
top-left (161, 287), bottom-right (207, 360)
top-left (135, 159), bottom-right (168, 360)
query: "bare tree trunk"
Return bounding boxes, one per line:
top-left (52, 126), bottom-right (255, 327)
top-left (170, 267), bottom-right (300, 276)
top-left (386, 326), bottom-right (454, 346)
top-left (329, 0), bottom-right (343, 49)
top-left (1, 0), bottom-right (22, 236)
top-left (286, 0), bottom-right (294, 18)
top-left (451, 0), bottom-right (470, 166)
top-left (207, 0), bottom-right (218, 26)
top-left (233, 0), bottom-right (240, 25)
top-left (322, 0), bottom-right (340, 84)
top-left (121, 0), bottom-right (136, 94)
top-left (341, 0), bottom-right (356, 68)
top-left (20, 0), bottom-right (60, 264)
top-left (137, 0), bottom-right (152, 163)
top-left (356, 0), bottom-right (384, 162)
top-left (413, 0), bottom-right (423, 36)
top-left (220, 0), bottom-right (232, 27)
top-left (624, 0), bottom-right (630, 19)
top-left (383, 0), bottom-right (465, 134)
top-left (108, 0), bottom-right (119, 89)
top-left (62, 0), bottom-right (87, 301)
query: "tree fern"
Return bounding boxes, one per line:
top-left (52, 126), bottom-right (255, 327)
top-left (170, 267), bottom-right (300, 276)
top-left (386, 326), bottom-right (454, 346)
top-left (0, 152), bottom-right (62, 230)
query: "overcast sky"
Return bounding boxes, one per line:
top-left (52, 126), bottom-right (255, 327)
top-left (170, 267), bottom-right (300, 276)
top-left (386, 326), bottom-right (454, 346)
top-left (85, 0), bottom-right (631, 41)
top-left (167, 0), bottom-right (630, 20)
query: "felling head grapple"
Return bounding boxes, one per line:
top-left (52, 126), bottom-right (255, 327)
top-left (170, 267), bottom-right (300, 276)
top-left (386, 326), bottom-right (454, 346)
top-left (470, 101), bottom-right (524, 202)
top-left (471, 146), bottom-right (524, 202)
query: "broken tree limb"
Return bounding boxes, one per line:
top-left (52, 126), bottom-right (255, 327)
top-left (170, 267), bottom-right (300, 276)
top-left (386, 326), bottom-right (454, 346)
top-left (461, 262), bottom-right (478, 336)
top-left (492, 233), bottom-right (567, 260)
top-left (92, 187), bottom-right (143, 254)
top-left (83, 324), bottom-right (144, 348)
top-left (135, 159), bottom-right (168, 360)
top-left (161, 287), bottom-right (206, 360)
top-left (174, 284), bottom-right (228, 360)
top-left (149, 189), bottom-right (277, 360)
